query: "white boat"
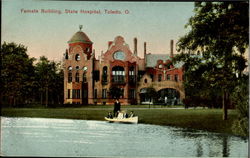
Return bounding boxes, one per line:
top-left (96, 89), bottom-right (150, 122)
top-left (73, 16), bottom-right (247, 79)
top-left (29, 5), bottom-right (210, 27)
top-left (104, 116), bottom-right (138, 124)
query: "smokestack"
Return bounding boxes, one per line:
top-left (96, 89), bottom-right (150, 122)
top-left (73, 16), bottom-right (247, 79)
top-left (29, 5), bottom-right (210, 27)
top-left (144, 42), bottom-right (147, 56)
top-left (134, 38), bottom-right (137, 56)
top-left (170, 40), bottom-right (174, 57)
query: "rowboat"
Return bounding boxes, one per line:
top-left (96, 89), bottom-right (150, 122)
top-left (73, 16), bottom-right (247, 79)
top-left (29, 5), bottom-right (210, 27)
top-left (104, 116), bottom-right (138, 124)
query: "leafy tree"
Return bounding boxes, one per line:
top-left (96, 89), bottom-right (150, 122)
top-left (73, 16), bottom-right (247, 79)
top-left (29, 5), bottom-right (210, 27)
top-left (231, 75), bottom-right (249, 136)
top-left (1, 42), bottom-right (36, 107)
top-left (174, 2), bottom-right (248, 120)
top-left (35, 56), bottom-right (63, 107)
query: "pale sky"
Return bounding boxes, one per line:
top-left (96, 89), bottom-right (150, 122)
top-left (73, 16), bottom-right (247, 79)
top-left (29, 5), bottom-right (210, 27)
top-left (2, 0), bottom-right (195, 61)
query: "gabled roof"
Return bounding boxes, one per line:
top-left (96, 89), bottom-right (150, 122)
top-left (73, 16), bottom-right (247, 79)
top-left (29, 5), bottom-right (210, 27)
top-left (145, 53), bottom-right (184, 68)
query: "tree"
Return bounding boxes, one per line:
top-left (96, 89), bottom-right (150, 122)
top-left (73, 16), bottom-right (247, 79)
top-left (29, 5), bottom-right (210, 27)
top-left (174, 2), bottom-right (248, 120)
top-left (1, 42), bottom-right (35, 107)
top-left (35, 56), bottom-right (63, 107)
top-left (231, 75), bottom-right (249, 136)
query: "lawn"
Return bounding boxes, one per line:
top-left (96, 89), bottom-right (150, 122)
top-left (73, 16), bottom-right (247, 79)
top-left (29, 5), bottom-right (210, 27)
top-left (1, 105), bottom-right (239, 136)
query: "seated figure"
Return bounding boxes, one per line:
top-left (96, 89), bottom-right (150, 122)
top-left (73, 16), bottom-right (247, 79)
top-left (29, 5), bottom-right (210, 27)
top-left (117, 112), bottom-right (124, 119)
top-left (107, 112), bottom-right (113, 119)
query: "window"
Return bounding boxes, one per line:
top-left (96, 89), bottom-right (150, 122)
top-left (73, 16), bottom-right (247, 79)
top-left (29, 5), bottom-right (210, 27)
top-left (75, 54), bottom-right (80, 61)
top-left (93, 70), bottom-right (100, 81)
top-left (102, 89), bottom-right (107, 99)
top-left (129, 66), bottom-right (135, 75)
top-left (112, 66), bottom-right (125, 83)
top-left (167, 74), bottom-right (171, 80)
top-left (86, 48), bottom-right (90, 53)
top-left (68, 72), bottom-right (72, 83)
top-left (158, 74), bottom-right (162, 82)
top-left (83, 72), bottom-right (87, 82)
top-left (144, 79), bottom-right (147, 83)
top-left (102, 66), bottom-right (108, 83)
top-left (150, 74), bottom-right (154, 81)
top-left (77, 89), bottom-right (80, 99)
top-left (75, 73), bottom-right (79, 82)
top-left (72, 89), bottom-right (81, 99)
top-left (129, 66), bottom-right (135, 83)
top-left (94, 89), bottom-right (97, 99)
top-left (68, 66), bottom-right (72, 71)
top-left (129, 89), bottom-right (135, 99)
top-left (159, 64), bottom-right (163, 68)
top-left (83, 66), bottom-right (87, 71)
top-left (67, 89), bottom-right (71, 99)
top-left (103, 66), bottom-right (108, 74)
top-left (76, 66), bottom-right (80, 70)
top-left (174, 74), bottom-right (178, 82)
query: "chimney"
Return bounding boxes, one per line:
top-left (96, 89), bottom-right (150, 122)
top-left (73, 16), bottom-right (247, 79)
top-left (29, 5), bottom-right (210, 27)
top-left (108, 41), bottom-right (113, 48)
top-left (170, 40), bottom-right (174, 57)
top-left (134, 38), bottom-right (137, 56)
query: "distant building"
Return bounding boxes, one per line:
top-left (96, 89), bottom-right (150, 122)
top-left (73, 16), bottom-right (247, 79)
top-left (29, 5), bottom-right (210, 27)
top-left (63, 27), bottom-right (185, 105)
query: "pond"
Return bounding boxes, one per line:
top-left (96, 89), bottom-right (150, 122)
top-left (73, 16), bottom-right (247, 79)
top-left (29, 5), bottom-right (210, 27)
top-left (1, 117), bottom-right (248, 157)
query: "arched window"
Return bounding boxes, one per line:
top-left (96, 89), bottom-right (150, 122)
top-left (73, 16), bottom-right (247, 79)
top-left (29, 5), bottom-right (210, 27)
top-left (174, 74), bottom-right (178, 82)
top-left (167, 74), bottom-right (171, 80)
top-left (75, 54), bottom-right (80, 61)
top-left (75, 72), bottom-right (79, 82)
top-left (102, 66), bottom-right (108, 83)
top-left (103, 66), bottom-right (108, 75)
top-left (158, 74), bottom-right (162, 82)
top-left (129, 66), bottom-right (135, 83)
top-left (83, 72), bottom-right (87, 83)
top-left (76, 66), bottom-right (80, 70)
top-left (68, 72), bottom-right (72, 83)
top-left (129, 66), bottom-right (134, 76)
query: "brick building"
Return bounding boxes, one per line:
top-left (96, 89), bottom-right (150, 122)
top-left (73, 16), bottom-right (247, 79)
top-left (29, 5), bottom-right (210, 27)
top-left (63, 27), bottom-right (184, 105)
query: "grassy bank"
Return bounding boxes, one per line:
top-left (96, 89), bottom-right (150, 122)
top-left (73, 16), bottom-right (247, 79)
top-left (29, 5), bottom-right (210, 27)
top-left (1, 106), bottom-right (238, 136)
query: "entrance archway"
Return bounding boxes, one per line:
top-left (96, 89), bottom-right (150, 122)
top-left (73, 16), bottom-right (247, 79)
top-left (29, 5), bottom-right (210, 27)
top-left (157, 88), bottom-right (180, 105)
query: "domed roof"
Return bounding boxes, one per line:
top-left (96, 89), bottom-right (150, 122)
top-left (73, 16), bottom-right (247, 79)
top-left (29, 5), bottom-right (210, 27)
top-left (68, 31), bottom-right (93, 44)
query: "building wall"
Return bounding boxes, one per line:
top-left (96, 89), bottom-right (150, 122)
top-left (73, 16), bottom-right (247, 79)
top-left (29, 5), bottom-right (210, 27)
top-left (63, 31), bottom-right (184, 105)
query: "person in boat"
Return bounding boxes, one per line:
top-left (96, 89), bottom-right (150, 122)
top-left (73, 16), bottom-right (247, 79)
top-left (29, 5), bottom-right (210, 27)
top-left (113, 99), bottom-right (121, 117)
top-left (130, 111), bottom-right (134, 117)
top-left (117, 111), bottom-right (124, 119)
top-left (107, 112), bottom-right (113, 119)
top-left (124, 112), bottom-right (128, 118)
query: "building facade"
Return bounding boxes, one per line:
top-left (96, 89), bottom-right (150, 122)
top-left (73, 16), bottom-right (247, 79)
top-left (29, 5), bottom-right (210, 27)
top-left (63, 28), bottom-right (184, 105)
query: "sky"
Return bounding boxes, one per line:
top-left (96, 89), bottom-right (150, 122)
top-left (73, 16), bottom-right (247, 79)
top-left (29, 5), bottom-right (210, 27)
top-left (2, 0), bottom-right (195, 61)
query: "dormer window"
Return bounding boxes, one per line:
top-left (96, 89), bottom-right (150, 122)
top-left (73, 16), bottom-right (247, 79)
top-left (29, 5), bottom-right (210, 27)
top-left (86, 48), bottom-right (90, 53)
top-left (75, 54), bottom-right (80, 61)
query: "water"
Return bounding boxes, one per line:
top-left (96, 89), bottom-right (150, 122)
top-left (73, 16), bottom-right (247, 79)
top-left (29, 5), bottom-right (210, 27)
top-left (1, 117), bottom-right (248, 157)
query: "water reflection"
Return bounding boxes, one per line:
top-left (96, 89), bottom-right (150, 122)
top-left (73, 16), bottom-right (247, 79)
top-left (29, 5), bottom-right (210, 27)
top-left (222, 136), bottom-right (229, 157)
top-left (1, 117), bottom-right (248, 157)
top-left (196, 139), bottom-right (203, 157)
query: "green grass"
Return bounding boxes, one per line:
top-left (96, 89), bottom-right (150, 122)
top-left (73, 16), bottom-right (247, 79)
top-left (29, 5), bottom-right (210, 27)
top-left (1, 106), bottom-right (239, 136)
